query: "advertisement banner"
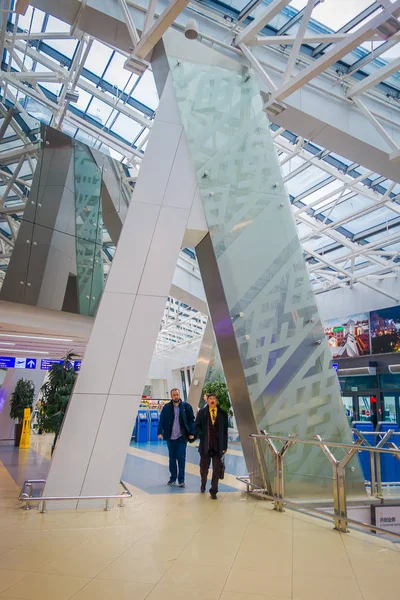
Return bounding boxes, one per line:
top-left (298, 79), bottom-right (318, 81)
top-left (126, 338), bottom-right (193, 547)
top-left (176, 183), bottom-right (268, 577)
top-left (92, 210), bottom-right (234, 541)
top-left (324, 313), bottom-right (370, 359)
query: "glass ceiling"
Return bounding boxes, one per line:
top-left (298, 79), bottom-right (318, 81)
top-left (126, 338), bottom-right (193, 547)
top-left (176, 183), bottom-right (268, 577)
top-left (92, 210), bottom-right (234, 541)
top-left (0, 1), bottom-right (399, 315)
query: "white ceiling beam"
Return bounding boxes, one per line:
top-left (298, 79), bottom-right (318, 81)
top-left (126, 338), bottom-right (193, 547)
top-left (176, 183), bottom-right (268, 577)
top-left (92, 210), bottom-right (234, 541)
top-left (306, 248), bottom-right (399, 301)
top-left (235, 0), bottom-right (292, 45)
top-left (118, 0), bottom-right (140, 47)
top-left (78, 79), bottom-right (152, 128)
top-left (65, 113), bottom-right (142, 161)
top-left (252, 32), bottom-right (400, 45)
top-left (7, 32), bottom-right (75, 41)
top-left (134, 0), bottom-right (190, 59)
top-left (352, 96), bottom-right (399, 153)
top-left (264, 1), bottom-right (400, 105)
top-left (347, 55), bottom-right (400, 98)
top-left (143, 0), bottom-right (158, 34)
top-left (2, 71), bottom-right (64, 83)
top-left (282, 0), bottom-right (316, 84)
top-left (238, 43), bottom-right (277, 92)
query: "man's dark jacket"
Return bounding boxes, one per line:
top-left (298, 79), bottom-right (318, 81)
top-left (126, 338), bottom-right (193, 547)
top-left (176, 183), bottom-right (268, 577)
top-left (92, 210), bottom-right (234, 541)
top-left (194, 406), bottom-right (228, 458)
top-left (158, 401), bottom-right (195, 442)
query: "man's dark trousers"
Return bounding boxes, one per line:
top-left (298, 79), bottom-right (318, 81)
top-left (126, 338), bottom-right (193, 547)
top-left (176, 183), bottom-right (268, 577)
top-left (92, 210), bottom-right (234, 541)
top-left (167, 437), bottom-right (187, 484)
top-left (200, 453), bottom-right (221, 495)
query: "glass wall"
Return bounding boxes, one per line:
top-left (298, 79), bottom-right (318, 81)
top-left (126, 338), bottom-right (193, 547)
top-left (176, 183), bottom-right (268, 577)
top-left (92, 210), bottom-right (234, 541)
top-left (0, 123), bottom-right (130, 317)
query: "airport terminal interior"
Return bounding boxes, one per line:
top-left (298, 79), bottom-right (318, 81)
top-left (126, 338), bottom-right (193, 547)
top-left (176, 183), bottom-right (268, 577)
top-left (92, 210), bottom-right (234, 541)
top-left (1, 0), bottom-right (400, 598)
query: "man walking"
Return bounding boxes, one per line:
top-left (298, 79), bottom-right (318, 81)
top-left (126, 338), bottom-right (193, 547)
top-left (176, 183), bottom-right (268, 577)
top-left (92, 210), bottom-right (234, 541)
top-left (195, 393), bottom-right (228, 499)
top-left (158, 388), bottom-right (195, 488)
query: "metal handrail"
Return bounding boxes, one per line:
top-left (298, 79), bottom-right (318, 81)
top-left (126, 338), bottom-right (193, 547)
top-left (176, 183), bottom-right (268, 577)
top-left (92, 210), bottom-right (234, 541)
top-left (245, 432), bottom-right (400, 538)
top-left (19, 479), bottom-right (132, 513)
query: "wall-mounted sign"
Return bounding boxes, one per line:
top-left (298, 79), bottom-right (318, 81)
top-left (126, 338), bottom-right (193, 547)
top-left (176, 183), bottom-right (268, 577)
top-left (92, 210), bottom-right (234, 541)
top-left (15, 358), bottom-right (37, 369)
top-left (372, 505), bottom-right (400, 533)
top-left (0, 356), bottom-right (15, 368)
top-left (40, 359), bottom-right (63, 371)
top-left (332, 363), bottom-right (339, 372)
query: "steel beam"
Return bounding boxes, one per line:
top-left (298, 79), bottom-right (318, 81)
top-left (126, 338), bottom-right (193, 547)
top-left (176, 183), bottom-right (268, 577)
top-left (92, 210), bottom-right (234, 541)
top-left (235, 0), bottom-right (292, 45)
top-left (347, 56), bottom-right (400, 98)
top-left (265, 1), bottom-right (400, 105)
top-left (133, 0), bottom-right (190, 59)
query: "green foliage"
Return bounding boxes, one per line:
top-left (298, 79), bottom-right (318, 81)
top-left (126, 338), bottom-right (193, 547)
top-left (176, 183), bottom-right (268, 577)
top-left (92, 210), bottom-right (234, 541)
top-left (202, 377), bottom-right (232, 416)
top-left (39, 352), bottom-right (77, 440)
top-left (9, 378), bottom-right (35, 423)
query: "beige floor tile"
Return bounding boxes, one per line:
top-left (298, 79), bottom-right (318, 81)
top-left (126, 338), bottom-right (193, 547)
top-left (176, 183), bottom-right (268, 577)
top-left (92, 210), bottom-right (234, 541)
top-left (293, 574), bottom-right (362, 600)
top-left (161, 561), bottom-right (229, 591)
top-left (0, 549), bottom-right (56, 572)
top-left (175, 542), bottom-right (238, 568)
top-left (97, 554), bottom-right (171, 584)
top-left (0, 572), bottom-right (89, 600)
top-left (69, 578), bottom-right (153, 600)
top-left (146, 581), bottom-right (220, 600)
top-left (233, 548), bottom-right (292, 576)
top-left (74, 526), bottom-right (143, 558)
top-left (21, 529), bottom-right (98, 555)
top-left (0, 570), bottom-right (30, 595)
top-left (224, 567), bottom-right (291, 599)
top-left (0, 530), bottom-right (36, 552)
top-left (124, 541), bottom-right (184, 562)
top-left (351, 576), bottom-right (397, 600)
top-left (220, 592), bottom-right (285, 600)
top-left (38, 547), bottom-right (114, 578)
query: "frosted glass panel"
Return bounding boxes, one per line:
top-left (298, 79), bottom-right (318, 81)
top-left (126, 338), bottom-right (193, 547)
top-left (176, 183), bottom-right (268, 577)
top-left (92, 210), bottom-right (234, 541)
top-left (170, 60), bottom-right (364, 498)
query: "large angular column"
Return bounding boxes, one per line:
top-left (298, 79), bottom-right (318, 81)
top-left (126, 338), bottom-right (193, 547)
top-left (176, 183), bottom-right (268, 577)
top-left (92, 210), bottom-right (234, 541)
top-left (45, 29), bottom-right (363, 504)
top-left (164, 34), bottom-right (363, 496)
top-left (0, 127), bottom-right (77, 310)
top-left (43, 74), bottom-right (207, 506)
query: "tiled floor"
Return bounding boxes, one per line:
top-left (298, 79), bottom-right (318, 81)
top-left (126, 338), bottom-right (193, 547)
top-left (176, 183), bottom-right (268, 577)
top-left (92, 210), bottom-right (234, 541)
top-left (0, 437), bottom-right (400, 599)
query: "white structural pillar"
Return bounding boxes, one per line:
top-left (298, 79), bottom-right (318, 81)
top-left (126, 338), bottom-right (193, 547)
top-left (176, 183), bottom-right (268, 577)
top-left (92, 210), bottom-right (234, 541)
top-left (43, 72), bottom-right (206, 506)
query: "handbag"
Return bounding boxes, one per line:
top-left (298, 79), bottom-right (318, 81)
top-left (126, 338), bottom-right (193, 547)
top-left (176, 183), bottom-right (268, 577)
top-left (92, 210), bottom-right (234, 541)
top-left (219, 455), bottom-right (225, 480)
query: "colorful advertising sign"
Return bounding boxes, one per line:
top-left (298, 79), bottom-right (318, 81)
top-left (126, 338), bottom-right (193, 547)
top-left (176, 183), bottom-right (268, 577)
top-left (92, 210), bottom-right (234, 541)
top-left (370, 304), bottom-right (400, 355)
top-left (324, 313), bottom-right (371, 359)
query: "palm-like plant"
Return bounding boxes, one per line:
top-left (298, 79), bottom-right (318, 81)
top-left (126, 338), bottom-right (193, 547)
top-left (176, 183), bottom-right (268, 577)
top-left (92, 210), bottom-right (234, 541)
top-left (40, 351), bottom-right (77, 454)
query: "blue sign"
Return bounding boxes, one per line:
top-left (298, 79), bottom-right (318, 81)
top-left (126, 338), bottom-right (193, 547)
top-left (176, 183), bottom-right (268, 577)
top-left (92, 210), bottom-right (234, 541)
top-left (40, 359), bottom-right (63, 371)
top-left (332, 363), bottom-right (339, 372)
top-left (25, 358), bottom-right (36, 370)
top-left (74, 360), bottom-right (82, 372)
top-left (0, 356), bottom-right (15, 369)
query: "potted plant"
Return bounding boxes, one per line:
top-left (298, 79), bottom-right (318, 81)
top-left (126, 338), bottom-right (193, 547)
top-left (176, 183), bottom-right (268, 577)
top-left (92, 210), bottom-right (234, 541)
top-left (202, 376), bottom-right (233, 419)
top-left (9, 378), bottom-right (36, 446)
top-left (39, 351), bottom-right (77, 455)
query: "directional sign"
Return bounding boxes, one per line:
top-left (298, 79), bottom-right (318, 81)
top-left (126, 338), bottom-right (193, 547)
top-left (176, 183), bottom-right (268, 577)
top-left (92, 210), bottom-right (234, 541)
top-left (74, 360), bottom-right (82, 373)
top-left (0, 356), bottom-right (15, 368)
top-left (25, 358), bottom-right (37, 370)
top-left (332, 363), bottom-right (339, 372)
top-left (40, 359), bottom-right (63, 371)
top-left (15, 358), bottom-right (27, 369)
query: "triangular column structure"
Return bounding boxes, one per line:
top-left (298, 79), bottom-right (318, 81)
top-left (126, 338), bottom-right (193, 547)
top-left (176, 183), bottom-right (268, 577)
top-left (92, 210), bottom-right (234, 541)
top-left (43, 31), bottom-right (364, 505)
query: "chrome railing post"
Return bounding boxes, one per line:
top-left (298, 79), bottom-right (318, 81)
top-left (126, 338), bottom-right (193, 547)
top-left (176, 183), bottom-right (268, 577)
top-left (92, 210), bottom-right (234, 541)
top-left (251, 435), bottom-right (269, 493)
top-left (41, 500), bottom-right (47, 513)
top-left (336, 440), bottom-right (363, 534)
top-left (314, 435), bottom-right (342, 531)
top-left (375, 430), bottom-right (393, 498)
top-left (264, 435), bottom-right (296, 512)
top-left (263, 436), bottom-right (280, 510)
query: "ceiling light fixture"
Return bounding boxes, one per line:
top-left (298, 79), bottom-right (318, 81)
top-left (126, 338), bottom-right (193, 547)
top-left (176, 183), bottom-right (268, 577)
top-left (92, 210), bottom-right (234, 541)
top-left (0, 334), bottom-right (73, 342)
top-left (0, 349), bottom-right (49, 355)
